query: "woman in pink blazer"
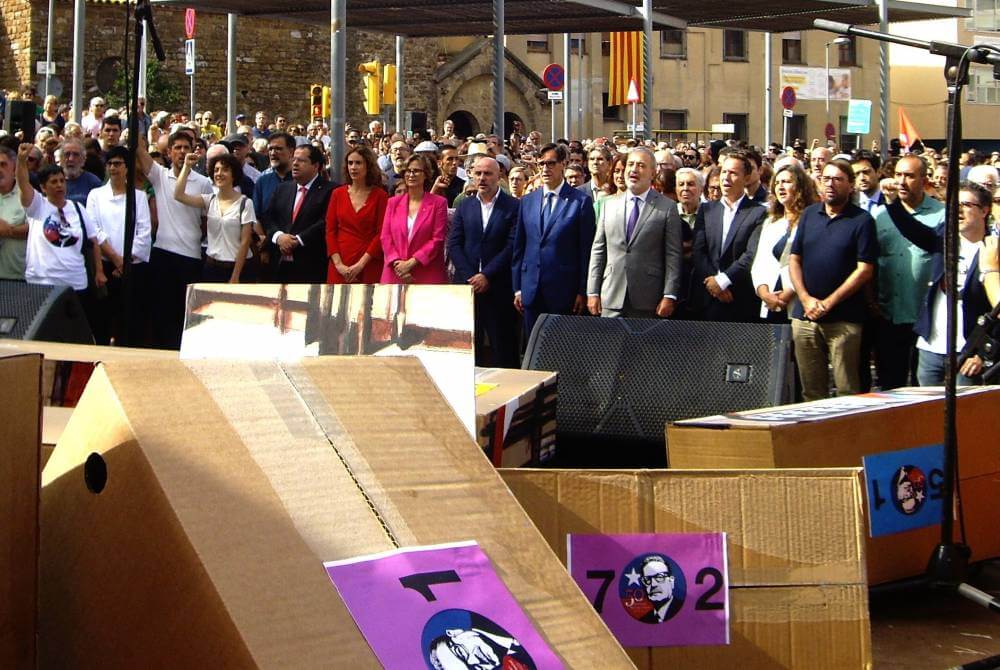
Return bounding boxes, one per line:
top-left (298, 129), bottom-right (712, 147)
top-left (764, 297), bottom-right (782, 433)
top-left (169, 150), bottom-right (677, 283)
top-left (379, 154), bottom-right (449, 284)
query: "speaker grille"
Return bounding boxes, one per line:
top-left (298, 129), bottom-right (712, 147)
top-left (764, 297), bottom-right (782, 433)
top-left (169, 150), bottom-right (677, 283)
top-left (0, 280), bottom-right (56, 339)
top-left (523, 316), bottom-right (791, 444)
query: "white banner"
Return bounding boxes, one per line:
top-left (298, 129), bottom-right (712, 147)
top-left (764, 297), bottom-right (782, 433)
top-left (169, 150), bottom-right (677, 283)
top-left (779, 66), bottom-right (851, 101)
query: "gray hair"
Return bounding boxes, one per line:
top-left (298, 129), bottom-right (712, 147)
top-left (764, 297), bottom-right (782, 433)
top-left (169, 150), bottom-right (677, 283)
top-left (675, 167), bottom-right (704, 190)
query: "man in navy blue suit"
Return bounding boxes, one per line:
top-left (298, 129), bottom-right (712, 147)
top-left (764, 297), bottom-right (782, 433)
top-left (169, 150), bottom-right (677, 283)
top-left (512, 143), bottom-right (596, 337)
top-left (448, 156), bottom-right (521, 367)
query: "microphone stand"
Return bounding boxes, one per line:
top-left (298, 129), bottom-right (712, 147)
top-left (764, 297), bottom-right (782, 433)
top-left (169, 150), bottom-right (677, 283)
top-left (121, 0), bottom-right (165, 345)
top-left (814, 19), bottom-right (1000, 614)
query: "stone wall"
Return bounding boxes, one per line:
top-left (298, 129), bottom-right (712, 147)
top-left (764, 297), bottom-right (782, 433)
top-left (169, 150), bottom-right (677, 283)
top-left (1, 0), bottom-right (439, 131)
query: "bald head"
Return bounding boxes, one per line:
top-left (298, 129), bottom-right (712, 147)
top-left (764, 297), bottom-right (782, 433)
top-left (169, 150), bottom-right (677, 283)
top-left (472, 156), bottom-right (501, 199)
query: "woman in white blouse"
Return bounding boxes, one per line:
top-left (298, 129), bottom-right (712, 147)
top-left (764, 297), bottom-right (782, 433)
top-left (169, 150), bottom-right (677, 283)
top-left (174, 150), bottom-right (256, 283)
top-left (750, 163), bottom-right (818, 322)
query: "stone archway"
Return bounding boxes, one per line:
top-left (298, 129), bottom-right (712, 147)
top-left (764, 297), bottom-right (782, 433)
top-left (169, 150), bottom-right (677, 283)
top-left (435, 40), bottom-right (547, 138)
top-left (447, 110), bottom-right (480, 139)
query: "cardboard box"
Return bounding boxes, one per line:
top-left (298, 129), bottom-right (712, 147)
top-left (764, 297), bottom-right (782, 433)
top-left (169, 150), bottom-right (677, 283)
top-left (0, 338), bottom-right (176, 407)
top-left (666, 388), bottom-right (1000, 584)
top-left (475, 367), bottom-right (557, 467)
top-left (40, 358), bottom-right (631, 667)
top-left (501, 468), bottom-right (872, 670)
top-left (0, 353), bottom-right (42, 669)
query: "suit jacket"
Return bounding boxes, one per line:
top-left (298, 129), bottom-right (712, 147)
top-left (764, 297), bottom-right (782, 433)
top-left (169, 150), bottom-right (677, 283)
top-left (379, 191), bottom-right (449, 284)
top-left (512, 182), bottom-right (596, 310)
top-left (447, 189), bottom-right (519, 299)
top-left (263, 177), bottom-right (335, 282)
top-left (884, 201), bottom-right (991, 341)
top-left (587, 190), bottom-right (683, 313)
top-left (691, 196), bottom-right (767, 321)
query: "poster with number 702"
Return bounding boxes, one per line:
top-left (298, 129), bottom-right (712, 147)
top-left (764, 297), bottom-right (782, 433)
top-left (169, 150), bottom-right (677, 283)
top-left (567, 533), bottom-right (730, 647)
top-left (324, 541), bottom-right (564, 669)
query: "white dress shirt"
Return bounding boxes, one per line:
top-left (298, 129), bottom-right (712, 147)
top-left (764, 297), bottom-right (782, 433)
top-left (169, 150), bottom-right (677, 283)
top-left (715, 194), bottom-right (745, 291)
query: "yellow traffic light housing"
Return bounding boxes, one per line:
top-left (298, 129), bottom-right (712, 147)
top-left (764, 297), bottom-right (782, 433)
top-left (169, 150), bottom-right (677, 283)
top-left (358, 60), bottom-right (381, 116)
top-left (322, 86), bottom-right (331, 119)
top-left (309, 84), bottom-right (323, 121)
top-left (383, 64), bottom-right (397, 106)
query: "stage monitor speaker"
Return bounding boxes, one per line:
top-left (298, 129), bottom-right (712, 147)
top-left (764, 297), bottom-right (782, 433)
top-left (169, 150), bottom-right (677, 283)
top-left (523, 315), bottom-right (793, 467)
top-left (2, 100), bottom-right (36, 144)
top-left (405, 110), bottom-right (427, 134)
top-left (0, 280), bottom-right (94, 343)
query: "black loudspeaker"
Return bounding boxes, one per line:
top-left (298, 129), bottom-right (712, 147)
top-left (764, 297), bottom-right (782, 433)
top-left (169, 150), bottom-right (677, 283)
top-left (0, 280), bottom-right (94, 343)
top-left (523, 315), bottom-right (793, 467)
top-left (405, 111), bottom-right (427, 134)
top-left (3, 100), bottom-right (36, 144)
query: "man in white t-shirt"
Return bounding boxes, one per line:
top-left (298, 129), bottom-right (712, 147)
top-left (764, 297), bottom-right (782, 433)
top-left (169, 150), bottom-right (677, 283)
top-left (137, 131), bottom-right (214, 349)
top-left (15, 144), bottom-right (122, 300)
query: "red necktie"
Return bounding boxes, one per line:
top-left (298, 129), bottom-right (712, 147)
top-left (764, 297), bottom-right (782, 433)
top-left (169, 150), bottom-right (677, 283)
top-left (292, 185), bottom-right (308, 222)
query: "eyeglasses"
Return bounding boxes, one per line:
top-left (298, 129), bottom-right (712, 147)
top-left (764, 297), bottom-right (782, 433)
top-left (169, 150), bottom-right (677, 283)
top-left (640, 572), bottom-right (672, 586)
top-left (538, 160), bottom-right (560, 168)
top-left (959, 201), bottom-right (983, 208)
top-left (404, 169), bottom-right (424, 176)
top-left (684, 154), bottom-right (699, 160)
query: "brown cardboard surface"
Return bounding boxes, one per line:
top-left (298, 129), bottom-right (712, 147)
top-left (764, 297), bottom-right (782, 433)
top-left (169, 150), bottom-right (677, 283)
top-left (0, 353), bottom-right (41, 669)
top-left (475, 367), bottom-right (557, 467)
top-left (40, 358), bottom-right (631, 668)
top-left (500, 468), bottom-right (871, 670)
top-left (666, 388), bottom-right (1000, 584)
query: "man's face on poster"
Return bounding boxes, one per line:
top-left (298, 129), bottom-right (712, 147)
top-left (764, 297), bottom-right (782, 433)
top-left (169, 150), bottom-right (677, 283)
top-left (897, 480), bottom-right (916, 512)
top-left (433, 628), bottom-right (500, 669)
top-left (641, 559), bottom-right (674, 604)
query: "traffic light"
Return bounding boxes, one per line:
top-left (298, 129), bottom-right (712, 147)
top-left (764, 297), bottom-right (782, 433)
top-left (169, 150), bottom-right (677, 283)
top-left (309, 84), bottom-right (323, 121)
top-left (358, 60), bottom-right (381, 116)
top-left (383, 64), bottom-right (396, 106)
top-left (321, 86), bottom-right (331, 119)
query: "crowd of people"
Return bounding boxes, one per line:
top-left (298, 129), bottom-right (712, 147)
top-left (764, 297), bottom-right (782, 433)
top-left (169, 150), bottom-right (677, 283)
top-left (2, 92), bottom-right (1000, 397)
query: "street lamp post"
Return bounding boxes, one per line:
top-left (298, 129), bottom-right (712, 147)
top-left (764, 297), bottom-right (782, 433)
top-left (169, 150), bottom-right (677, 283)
top-left (825, 36), bottom-right (852, 116)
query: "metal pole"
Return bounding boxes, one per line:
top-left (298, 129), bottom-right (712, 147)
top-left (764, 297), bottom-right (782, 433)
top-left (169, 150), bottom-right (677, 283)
top-left (493, 0), bottom-right (505, 137)
top-left (782, 115), bottom-right (788, 148)
top-left (631, 102), bottom-right (636, 140)
top-left (138, 20), bottom-right (148, 99)
top-left (563, 33), bottom-right (571, 139)
top-left (226, 14), bottom-right (236, 133)
top-left (189, 70), bottom-right (195, 121)
top-left (642, 0), bottom-right (653, 140)
top-left (577, 33), bottom-right (583, 140)
top-left (825, 43), bottom-right (830, 116)
top-left (395, 35), bottom-right (404, 134)
top-left (764, 32), bottom-right (772, 147)
top-left (71, 0), bottom-right (85, 123)
top-left (551, 100), bottom-right (556, 143)
top-left (44, 0), bottom-right (54, 99)
top-left (331, 0), bottom-right (347, 175)
top-left (878, 0), bottom-right (889, 159)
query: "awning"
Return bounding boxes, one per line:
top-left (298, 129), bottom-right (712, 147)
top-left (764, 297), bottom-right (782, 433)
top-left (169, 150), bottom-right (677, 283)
top-left (150, 0), bottom-right (970, 36)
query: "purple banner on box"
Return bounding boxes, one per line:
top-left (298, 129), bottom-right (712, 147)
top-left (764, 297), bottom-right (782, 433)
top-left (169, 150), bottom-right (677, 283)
top-left (568, 533), bottom-right (730, 648)
top-left (324, 541), bottom-right (564, 669)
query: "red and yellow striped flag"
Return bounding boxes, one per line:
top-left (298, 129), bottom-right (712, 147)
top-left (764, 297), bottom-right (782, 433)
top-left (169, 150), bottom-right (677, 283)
top-left (608, 32), bottom-right (644, 107)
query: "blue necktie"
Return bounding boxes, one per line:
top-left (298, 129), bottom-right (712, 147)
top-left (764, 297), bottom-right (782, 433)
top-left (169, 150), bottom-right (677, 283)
top-left (626, 196), bottom-right (641, 243)
top-left (542, 192), bottom-right (555, 233)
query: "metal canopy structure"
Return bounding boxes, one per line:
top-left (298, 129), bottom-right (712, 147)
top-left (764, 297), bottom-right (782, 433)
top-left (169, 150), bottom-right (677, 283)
top-left (140, 0), bottom-right (968, 169)
top-left (150, 0), bottom-right (968, 35)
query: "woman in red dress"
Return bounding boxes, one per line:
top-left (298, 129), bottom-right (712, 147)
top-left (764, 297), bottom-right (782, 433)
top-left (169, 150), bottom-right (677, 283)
top-left (326, 145), bottom-right (387, 283)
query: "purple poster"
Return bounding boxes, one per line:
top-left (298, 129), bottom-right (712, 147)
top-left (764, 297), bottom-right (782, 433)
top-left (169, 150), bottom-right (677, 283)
top-left (324, 540), bottom-right (565, 669)
top-left (567, 533), bottom-right (730, 647)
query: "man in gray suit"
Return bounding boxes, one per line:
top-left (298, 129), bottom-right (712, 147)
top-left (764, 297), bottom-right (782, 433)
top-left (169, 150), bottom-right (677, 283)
top-left (587, 147), bottom-right (683, 318)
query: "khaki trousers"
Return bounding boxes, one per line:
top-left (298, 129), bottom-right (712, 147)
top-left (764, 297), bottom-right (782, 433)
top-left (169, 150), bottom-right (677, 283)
top-left (792, 319), bottom-right (864, 401)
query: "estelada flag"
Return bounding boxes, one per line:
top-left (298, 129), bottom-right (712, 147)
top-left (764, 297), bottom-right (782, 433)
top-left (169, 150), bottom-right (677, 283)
top-left (898, 107), bottom-right (921, 150)
top-left (609, 32), bottom-right (644, 106)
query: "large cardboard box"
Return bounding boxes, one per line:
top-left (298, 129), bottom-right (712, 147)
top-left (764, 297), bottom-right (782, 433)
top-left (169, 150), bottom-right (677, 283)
top-left (475, 367), bottom-right (557, 467)
top-left (666, 388), bottom-right (1000, 584)
top-left (501, 468), bottom-right (872, 670)
top-left (1, 353), bottom-right (42, 669)
top-left (40, 358), bottom-right (631, 667)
